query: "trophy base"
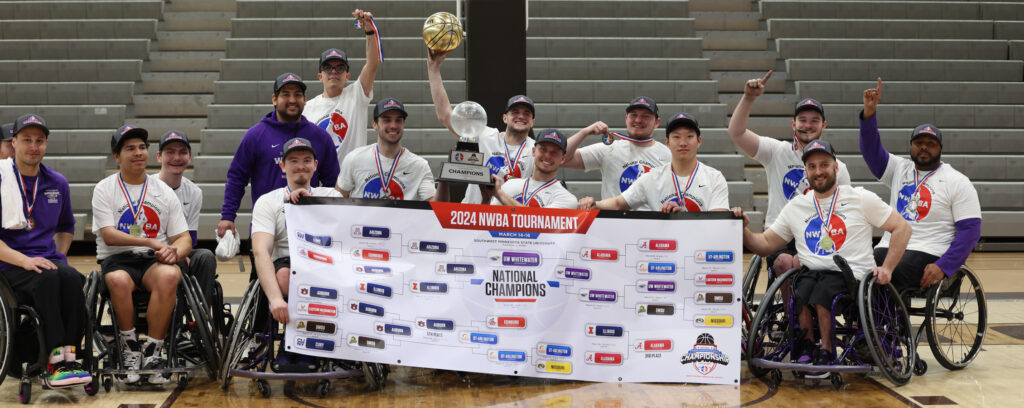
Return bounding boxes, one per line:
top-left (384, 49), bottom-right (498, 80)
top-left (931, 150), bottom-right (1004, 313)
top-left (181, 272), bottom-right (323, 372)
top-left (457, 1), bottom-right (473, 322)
top-left (438, 162), bottom-right (494, 186)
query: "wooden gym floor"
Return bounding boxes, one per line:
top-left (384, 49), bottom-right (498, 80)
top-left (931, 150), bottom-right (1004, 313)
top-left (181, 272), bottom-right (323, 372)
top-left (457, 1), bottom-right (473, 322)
top-left (1, 252), bottom-right (1021, 407)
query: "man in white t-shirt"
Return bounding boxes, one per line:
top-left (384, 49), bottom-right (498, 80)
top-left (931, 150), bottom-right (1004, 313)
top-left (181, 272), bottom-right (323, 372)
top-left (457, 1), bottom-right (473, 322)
top-left (336, 98), bottom-right (437, 201)
top-left (427, 50), bottom-right (536, 204)
top-left (252, 137), bottom-right (341, 371)
top-left (155, 130), bottom-right (218, 313)
top-left (92, 125), bottom-right (191, 385)
top-left (728, 70), bottom-right (853, 276)
top-left (302, 9), bottom-right (381, 168)
top-left (562, 97), bottom-right (672, 210)
top-left (489, 129), bottom-right (577, 209)
top-left (859, 78), bottom-right (982, 292)
top-left (734, 140), bottom-right (910, 367)
top-left (578, 113), bottom-right (729, 213)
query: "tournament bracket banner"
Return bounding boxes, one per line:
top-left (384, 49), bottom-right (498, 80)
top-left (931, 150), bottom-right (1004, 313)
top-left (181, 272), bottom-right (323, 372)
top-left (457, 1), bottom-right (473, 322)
top-left (284, 198), bottom-right (742, 384)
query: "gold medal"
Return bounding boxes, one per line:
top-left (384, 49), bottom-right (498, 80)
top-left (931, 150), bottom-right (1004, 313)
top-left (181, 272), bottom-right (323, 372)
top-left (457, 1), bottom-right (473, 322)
top-left (820, 235), bottom-right (834, 252)
top-left (129, 224), bottom-right (142, 237)
top-left (24, 216), bottom-right (34, 232)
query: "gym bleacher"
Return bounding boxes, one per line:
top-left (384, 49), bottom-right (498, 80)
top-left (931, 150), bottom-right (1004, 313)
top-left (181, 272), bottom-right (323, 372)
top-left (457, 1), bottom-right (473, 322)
top-left (2, 0), bottom-right (1022, 246)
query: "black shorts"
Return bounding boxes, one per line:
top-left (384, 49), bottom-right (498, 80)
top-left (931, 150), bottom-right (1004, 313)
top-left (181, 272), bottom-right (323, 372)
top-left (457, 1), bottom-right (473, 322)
top-left (100, 252), bottom-right (184, 288)
top-left (273, 256), bottom-right (291, 273)
top-left (793, 268), bottom-right (849, 310)
top-left (874, 248), bottom-right (940, 293)
top-left (766, 240), bottom-right (798, 274)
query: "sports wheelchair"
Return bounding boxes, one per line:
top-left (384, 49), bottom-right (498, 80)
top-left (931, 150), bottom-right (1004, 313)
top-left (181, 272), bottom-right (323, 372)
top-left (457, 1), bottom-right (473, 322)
top-left (900, 266), bottom-right (987, 374)
top-left (0, 274), bottom-right (99, 403)
top-left (85, 268), bottom-right (222, 391)
top-left (746, 255), bottom-right (916, 388)
top-left (219, 261), bottom-right (389, 398)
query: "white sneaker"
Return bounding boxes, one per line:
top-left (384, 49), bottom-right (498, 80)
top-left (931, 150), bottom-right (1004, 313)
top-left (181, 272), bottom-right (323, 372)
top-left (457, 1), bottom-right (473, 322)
top-left (142, 342), bottom-right (170, 385)
top-left (121, 339), bottom-right (142, 384)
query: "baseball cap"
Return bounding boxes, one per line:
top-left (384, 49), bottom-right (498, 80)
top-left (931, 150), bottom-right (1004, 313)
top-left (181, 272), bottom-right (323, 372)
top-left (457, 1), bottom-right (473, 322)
top-left (13, 114), bottom-right (49, 137)
top-left (159, 130), bottom-right (191, 151)
top-left (535, 129), bottom-right (567, 153)
top-left (110, 124), bottom-right (148, 152)
top-left (626, 96), bottom-right (658, 117)
top-left (801, 139), bottom-right (837, 162)
top-left (505, 95), bottom-right (535, 116)
top-left (319, 48), bottom-right (349, 68)
top-left (794, 98), bottom-right (825, 119)
top-left (373, 98), bottom-right (408, 121)
top-left (282, 137), bottom-right (316, 159)
top-left (911, 124), bottom-right (942, 144)
top-left (274, 72), bottom-right (307, 94)
top-left (1, 123), bottom-right (13, 141)
top-left (665, 112), bottom-right (701, 136)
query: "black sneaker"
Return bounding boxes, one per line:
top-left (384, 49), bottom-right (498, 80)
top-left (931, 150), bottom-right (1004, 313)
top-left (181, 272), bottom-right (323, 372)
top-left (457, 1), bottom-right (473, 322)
top-left (792, 338), bottom-right (815, 364)
top-left (142, 342), bottom-right (170, 385)
top-left (120, 338), bottom-right (142, 384)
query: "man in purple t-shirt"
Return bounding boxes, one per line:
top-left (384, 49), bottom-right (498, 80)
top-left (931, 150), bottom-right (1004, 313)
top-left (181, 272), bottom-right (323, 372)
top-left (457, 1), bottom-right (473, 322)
top-left (0, 114), bottom-right (92, 388)
top-left (217, 73), bottom-right (341, 238)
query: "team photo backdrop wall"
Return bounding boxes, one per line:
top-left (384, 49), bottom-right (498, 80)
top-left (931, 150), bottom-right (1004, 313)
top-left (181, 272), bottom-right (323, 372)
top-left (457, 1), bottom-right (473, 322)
top-left (284, 198), bottom-right (741, 384)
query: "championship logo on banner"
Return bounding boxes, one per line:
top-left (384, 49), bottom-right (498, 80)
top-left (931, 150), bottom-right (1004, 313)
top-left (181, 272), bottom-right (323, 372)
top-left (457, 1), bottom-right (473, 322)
top-left (284, 198), bottom-right (741, 384)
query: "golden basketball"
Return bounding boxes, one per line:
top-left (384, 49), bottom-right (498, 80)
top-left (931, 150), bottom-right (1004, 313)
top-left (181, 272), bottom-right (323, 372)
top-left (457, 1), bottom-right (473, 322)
top-left (423, 12), bottom-right (463, 52)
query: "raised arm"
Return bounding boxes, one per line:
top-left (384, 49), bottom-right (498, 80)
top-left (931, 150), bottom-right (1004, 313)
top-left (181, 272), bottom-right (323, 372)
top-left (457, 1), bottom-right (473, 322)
top-left (728, 70), bottom-right (772, 158)
top-left (859, 77), bottom-right (890, 179)
top-left (353, 9), bottom-right (380, 97)
top-left (562, 121), bottom-right (607, 170)
top-left (427, 49), bottom-right (456, 136)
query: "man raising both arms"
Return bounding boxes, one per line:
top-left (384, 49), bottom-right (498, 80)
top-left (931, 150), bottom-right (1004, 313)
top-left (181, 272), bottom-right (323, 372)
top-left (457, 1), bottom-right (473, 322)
top-left (578, 113), bottom-right (729, 213)
top-left (728, 70), bottom-right (852, 275)
top-left (303, 9), bottom-right (382, 168)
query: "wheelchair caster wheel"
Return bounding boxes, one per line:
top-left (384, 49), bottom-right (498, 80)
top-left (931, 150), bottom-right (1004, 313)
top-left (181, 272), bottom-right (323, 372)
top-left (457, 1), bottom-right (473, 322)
top-left (768, 369), bottom-right (782, 387)
top-left (85, 376), bottom-right (100, 396)
top-left (256, 379), bottom-right (271, 398)
top-left (102, 376), bottom-right (113, 392)
top-left (177, 375), bottom-right (190, 390)
top-left (19, 381), bottom-right (31, 404)
top-left (830, 373), bottom-right (844, 389)
top-left (914, 359), bottom-right (927, 376)
top-left (317, 380), bottom-right (330, 397)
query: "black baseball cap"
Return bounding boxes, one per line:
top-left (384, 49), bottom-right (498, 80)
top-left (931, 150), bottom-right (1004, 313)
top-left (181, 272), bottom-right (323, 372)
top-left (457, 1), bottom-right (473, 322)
top-left (505, 95), bottom-right (535, 116)
top-left (801, 139), bottom-right (837, 162)
top-left (274, 72), bottom-right (307, 94)
top-left (911, 124), bottom-right (942, 145)
top-left (282, 137), bottom-right (316, 159)
top-left (794, 98), bottom-right (825, 119)
top-left (319, 48), bottom-right (349, 68)
top-left (373, 98), bottom-right (408, 120)
top-left (110, 124), bottom-right (148, 152)
top-left (159, 130), bottom-right (191, 151)
top-left (535, 129), bottom-right (567, 153)
top-left (665, 112), bottom-right (701, 136)
top-left (13, 114), bottom-right (49, 137)
top-left (626, 96), bottom-right (658, 117)
top-left (1, 123), bottom-right (13, 141)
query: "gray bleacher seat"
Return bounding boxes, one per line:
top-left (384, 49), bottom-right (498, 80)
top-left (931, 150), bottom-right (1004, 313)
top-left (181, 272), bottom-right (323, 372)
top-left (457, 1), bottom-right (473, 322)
top-left (213, 80), bottom-right (466, 105)
top-left (196, 184), bottom-right (253, 212)
top-left (795, 81), bottom-right (1024, 105)
top-left (528, 58), bottom-right (711, 80)
top-left (0, 82), bottom-right (134, 105)
top-left (234, 0), bottom-right (689, 19)
top-left (776, 38), bottom-right (1009, 60)
top-left (0, 1), bottom-right (163, 20)
top-left (558, 154), bottom-right (746, 181)
top-left (996, 21), bottom-right (1024, 40)
top-left (528, 80), bottom-right (719, 103)
top-left (791, 103), bottom-right (1023, 129)
top-left (0, 105), bottom-right (125, 128)
top-left (43, 156), bottom-right (107, 183)
top-left (837, 154), bottom-right (1022, 181)
top-left (526, 38), bottom-right (704, 58)
top-left (1011, 40), bottom-right (1024, 60)
top-left (0, 39), bottom-right (149, 60)
top-left (45, 129), bottom-right (113, 155)
top-left (526, 18), bottom-right (696, 37)
top-left (232, 17), bottom-right (452, 38)
top-left (218, 58), bottom-right (466, 81)
top-left (812, 128), bottom-right (1024, 155)
top-left (226, 38), bottom-right (464, 59)
top-left (785, 59), bottom-right (1024, 82)
top-left (0, 19), bottom-right (157, 39)
top-left (768, 18), bottom-right (994, 39)
top-left (759, 1), bottom-right (1024, 20)
top-left (72, 214), bottom-right (86, 240)
top-left (191, 156), bottom-right (233, 183)
top-left (529, 0), bottom-right (690, 18)
top-left (0, 60), bottom-right (143, 82)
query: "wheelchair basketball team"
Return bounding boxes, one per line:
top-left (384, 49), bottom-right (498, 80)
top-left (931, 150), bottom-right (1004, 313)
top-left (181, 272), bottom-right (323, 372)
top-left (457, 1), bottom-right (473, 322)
top-left (0, 9), bottom-right (985, 398)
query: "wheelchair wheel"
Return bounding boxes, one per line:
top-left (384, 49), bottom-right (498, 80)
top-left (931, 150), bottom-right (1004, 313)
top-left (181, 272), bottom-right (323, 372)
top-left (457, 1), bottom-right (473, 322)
top-left (362, 362), bottom-right (389, 390)
top-left (0, 283), bottom-right (15, 388)
top-left (221, 280), bottom-right (261, 389)
top-left (746, 268), bottom-right (799, 378)
top-left (740, 255), bottom-right (762, 360)
top-left (926, 267), bottom-right (987, 370)
top-left (181, 275), bottom-right (222, 379)
top-left (859, 276), bottom-right (915, 386)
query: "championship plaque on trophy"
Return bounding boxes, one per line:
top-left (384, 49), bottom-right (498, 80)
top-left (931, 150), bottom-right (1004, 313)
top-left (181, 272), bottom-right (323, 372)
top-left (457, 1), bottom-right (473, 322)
top-left (438, 101), bottom-right (493, 185)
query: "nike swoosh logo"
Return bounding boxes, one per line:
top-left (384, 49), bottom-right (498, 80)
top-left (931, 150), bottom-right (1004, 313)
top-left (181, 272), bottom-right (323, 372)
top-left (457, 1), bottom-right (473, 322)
top-left (840, 203), bottom-right (849, 206)
top-left (271, 144), bottom-right (281, 148)
top-left (698, 184), bottom-right (707, 187)
top-left (402, 172), bottom-right (412, 175)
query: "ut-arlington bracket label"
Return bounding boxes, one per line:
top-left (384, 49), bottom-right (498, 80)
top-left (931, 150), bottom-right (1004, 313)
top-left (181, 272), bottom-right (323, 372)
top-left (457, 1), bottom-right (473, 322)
top-left (284, 200), bottom-right (741, 384)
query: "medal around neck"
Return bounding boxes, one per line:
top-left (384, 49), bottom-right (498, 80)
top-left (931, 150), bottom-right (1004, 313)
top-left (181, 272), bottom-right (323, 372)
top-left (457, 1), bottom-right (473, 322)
top-left (439, 101), bottom-right (492, 186)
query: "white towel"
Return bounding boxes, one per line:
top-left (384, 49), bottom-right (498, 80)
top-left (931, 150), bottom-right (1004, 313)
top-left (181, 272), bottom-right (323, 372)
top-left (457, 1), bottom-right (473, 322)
top-left (0, 158), bottom-right (27, 230)
top-left (215, 228), bottom-right (240, 261)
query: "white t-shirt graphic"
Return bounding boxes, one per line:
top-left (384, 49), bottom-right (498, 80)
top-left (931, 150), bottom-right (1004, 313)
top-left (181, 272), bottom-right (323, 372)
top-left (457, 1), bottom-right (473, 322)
top-left (491, 178), bottom-right (578, 209)
top-left (578, 140), bottom-right (671, 210)
top-left (753, 136), bottom-right (852, 225)
top-left (92, 174), bottom-right (189, 260)
top-left (462, 127), bottom-right (535, 205)
top-left (303, 80), bottom-right (372, 168)
top-left (337, 144), bottom-right (436, 201)
top-left (621, 162), bottom-right (729, 211)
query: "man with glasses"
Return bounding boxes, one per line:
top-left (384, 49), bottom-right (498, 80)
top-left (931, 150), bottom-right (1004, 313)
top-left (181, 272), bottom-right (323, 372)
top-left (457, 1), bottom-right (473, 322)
top-left (303, 9), bottom-right (382, 168)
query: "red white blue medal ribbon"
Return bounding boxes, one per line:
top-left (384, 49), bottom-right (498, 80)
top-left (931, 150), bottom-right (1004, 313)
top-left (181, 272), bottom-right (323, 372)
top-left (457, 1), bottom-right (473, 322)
top-left (14, 167), bottom-right (39, 220)
top-left (117, 174), bottom-right (149, 225)
top-left (355, 17), bottom-right (384, 62)
top-left (503, 138), bottom-right (527, 176)
top-left (520, 178), bottom-right (558, 205)
top-left (374, 145), bottom-right (404, 194)
top-left (603, 131), bottom-right (652, 145)
top-left (912, 163), bottom-right (941, 197)
top-left (671, 162), bottom-right (700, 211)
top-left (814, 185), bottom-right (839, 235)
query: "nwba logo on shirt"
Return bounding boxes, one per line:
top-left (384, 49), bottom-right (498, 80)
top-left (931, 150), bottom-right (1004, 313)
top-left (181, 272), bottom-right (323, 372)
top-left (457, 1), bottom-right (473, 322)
top-left (803, 215), bottom-right (847, 256)
top-left (619, 164), bottom-right (653, 192)
top-left (317, 112), bottom-right (349, 147)
top-left (668, 195), bottom-right (701, 212)
top-left (116, 206), bottom-right (161, 238)
top-left (897, 184), bottom-right (933, 221)
top-left (783, 168), bottom-right (812, 199)
top-left (362, 179), bottom-right (405, 200)
top-left (485, 156), bottom-right (521, 180)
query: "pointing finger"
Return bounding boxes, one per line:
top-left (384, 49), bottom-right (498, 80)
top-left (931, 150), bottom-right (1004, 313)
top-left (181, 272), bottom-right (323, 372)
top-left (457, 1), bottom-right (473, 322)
top-left (762, 70), bottom-right (774, 83)
top-left (876, 77), bottom-right (882, 91)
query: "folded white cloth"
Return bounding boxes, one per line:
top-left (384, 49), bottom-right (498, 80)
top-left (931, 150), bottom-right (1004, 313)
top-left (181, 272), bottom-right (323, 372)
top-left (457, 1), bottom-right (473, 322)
top-left (0, 158), bottom-right (27, 230)
top-left (215, 228), bottom-right (240, 261)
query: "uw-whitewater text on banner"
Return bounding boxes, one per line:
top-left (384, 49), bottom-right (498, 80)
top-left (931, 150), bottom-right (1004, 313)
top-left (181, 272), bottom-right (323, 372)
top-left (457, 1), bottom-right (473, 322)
top-left (284, 198), bottom-right (741, 384)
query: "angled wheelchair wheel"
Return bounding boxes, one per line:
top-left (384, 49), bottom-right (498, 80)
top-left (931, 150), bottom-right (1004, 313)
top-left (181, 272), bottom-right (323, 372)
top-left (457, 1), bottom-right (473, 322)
top-left (220, 280), bottom-right (261, 389)
top-left (180, 275), bottom-right (222, 379)
top-left (926, 267), bottom-right (987, 370)
top-left (741, 255), bottom-right (763, 360)
top-left (746, 268), bottom-right (799, 378)
top-left (362, 362), bottom-right (389, 390)
top-left (859, 276), bottom-right (915, 386)
top-left (0, 282), bottom-right (14, 388)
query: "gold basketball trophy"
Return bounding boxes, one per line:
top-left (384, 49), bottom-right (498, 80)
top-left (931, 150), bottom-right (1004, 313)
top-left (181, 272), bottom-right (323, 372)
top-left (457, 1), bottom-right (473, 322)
top-left (425, 13), bottom-right (491, 185)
